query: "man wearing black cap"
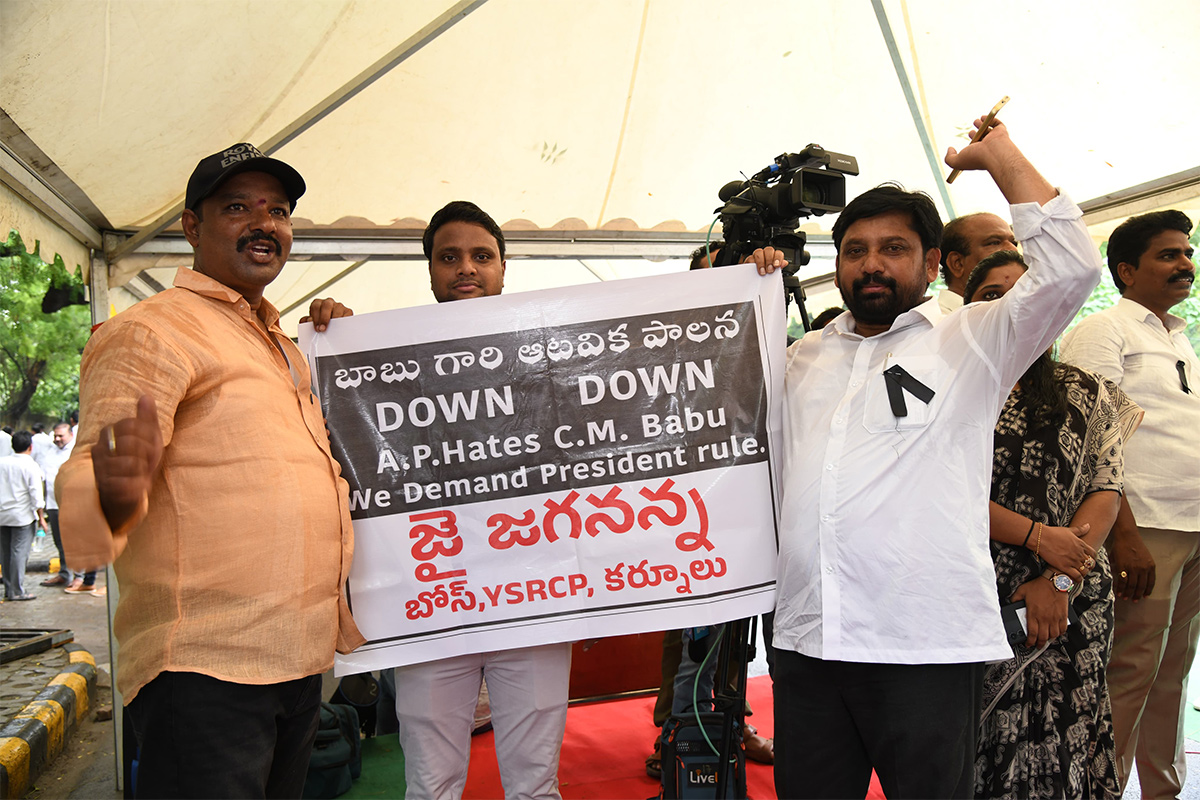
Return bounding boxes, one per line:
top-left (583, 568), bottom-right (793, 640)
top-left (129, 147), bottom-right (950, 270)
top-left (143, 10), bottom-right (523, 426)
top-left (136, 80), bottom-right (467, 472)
top-left (57, 143), bottom-right (364, 798)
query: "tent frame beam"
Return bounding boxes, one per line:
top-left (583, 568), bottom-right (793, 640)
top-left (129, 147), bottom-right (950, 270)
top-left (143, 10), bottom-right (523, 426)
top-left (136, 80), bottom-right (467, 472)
top-left (258, 0), bottom-right (489, 155)
top-left (1080, 166), bottom-right (1200, 226)
top-left (0, 139), bottom-right (103, 250)
top-left (278, 258), bottom-right (371, 317)
top-left (126, 229), bottom-right (835, 261)
top-left (108, 0), bottom-right (489, 262)
top-left (870, 0), bottom-right (955, 219)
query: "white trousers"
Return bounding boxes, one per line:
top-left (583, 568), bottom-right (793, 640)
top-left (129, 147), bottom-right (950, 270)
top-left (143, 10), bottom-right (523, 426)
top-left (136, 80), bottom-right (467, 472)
top-left (394, 642), bottom-right (572, 800)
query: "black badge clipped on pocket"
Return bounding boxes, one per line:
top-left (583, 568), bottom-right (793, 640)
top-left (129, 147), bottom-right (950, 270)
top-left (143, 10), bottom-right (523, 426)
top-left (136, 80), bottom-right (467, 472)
top-left (882, 364), bottom-right (935, 418)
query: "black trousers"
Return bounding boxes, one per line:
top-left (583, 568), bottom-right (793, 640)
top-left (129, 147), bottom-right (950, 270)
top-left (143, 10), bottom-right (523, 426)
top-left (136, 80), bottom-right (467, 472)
top-left (773, 651), bottom-right (983, 800)
top-left (47, 509), bottom-right (66, 571)
top-left (127, 671), bottom-right (322, 799)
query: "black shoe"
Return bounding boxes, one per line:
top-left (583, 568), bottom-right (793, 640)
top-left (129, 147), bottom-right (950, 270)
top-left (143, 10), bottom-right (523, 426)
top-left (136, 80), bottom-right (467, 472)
top-left (645, 737), bottom-right (662, 779)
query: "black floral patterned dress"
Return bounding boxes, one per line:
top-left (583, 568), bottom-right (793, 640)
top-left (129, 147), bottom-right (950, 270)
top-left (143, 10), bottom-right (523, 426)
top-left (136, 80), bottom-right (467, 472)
top-left (975, 365), bottom-right (1141, 800)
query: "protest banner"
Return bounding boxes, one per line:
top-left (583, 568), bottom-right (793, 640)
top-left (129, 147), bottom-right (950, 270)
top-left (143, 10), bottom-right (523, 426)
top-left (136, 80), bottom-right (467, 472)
top-left (301, 265), bottom-right (786, 674)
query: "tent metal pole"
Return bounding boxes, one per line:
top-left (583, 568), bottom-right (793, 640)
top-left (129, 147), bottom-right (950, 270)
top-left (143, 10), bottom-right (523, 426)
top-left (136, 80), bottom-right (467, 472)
top-left (109, 0), bottom-right (489, 262)
top-left (869, 0), bottom-right (956, 220)
top-left (89, 246), bottom-right (111, 326)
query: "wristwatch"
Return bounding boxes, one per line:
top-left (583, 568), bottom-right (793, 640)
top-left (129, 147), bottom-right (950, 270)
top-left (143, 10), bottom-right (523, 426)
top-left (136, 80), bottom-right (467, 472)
top-left (1045, 572), bottom-right (1074, 593)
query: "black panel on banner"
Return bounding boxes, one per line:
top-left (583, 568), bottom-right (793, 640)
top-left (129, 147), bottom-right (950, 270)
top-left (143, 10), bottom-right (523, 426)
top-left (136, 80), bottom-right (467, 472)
top-left (316, 302), bottom-right (768, 517)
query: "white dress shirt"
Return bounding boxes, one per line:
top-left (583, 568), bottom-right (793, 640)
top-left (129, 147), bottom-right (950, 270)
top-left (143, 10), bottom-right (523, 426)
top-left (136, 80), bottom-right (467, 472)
top-left (774, 192), bottom-right (1101, 664)
top-left (0, 431), bottom-right (11, 458)
top-left (937, 287), bottom-right (963, 315)
top-left (0, 453), bottom-right (45, 527)
top-left (31, 432), bottom-right (53, 474)
top-left (1061, 297), bottom-right (1200, 532)
top-left (40, 440), bottom-right (75, 511)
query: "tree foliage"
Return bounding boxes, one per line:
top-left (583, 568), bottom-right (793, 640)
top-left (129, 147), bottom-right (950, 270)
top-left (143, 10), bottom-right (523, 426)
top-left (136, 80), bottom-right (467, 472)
top-left (0, 230), bottom-right (90, 425)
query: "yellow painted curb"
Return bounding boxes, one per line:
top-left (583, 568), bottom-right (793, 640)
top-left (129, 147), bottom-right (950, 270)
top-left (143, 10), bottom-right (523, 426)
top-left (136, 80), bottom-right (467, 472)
top-left (49, 673), bottom-right (89, 724)
top-left (0, 736), bottom-right (32, 798)
top-left (68, 650), bottom-right (95, 667)
top-left (1, 646), bottom-right (96, 799)
top-left (14, 700), bottom-right (64, 758)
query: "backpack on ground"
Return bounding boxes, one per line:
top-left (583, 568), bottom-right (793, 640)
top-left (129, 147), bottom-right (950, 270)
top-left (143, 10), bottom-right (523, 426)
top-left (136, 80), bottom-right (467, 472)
top-left (303, 702), bottom-right (362, 799)
top-left (660, 711), bottom-right (747, 799)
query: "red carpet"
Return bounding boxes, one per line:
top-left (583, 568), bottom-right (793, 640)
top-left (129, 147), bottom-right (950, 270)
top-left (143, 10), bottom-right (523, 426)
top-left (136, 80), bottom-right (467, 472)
top-left (463, 675), bottom-right (886, 799)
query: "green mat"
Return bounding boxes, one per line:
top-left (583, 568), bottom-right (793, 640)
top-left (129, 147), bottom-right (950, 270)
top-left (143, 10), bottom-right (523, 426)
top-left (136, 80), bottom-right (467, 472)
top-left (342, 736), bottom-right (407, 799)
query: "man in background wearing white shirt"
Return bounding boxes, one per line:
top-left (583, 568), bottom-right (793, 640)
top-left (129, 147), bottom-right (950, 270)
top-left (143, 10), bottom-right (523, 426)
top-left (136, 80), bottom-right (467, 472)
top-left (755, 118), bottom-right (1101, 798)
top-left (30, 422), bottom-right (52, 464)
top-left (936, 212), bottom-right (1020, 314)
top-left (1, 430), bottom-right (48, 601)
top-left (39, 423), bottom-right (79, 589)
top-left (1060, 209), bottom-right (1200, 800)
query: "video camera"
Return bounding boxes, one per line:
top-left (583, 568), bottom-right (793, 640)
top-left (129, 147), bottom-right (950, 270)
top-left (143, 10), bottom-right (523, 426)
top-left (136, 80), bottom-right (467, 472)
top-left (713, 145), bottom-right (858, 328)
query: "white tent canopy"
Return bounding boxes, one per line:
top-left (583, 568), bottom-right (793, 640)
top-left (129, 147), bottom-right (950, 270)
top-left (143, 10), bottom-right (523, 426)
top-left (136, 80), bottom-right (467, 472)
top-left (3, 0), bottom-right (1198, 333)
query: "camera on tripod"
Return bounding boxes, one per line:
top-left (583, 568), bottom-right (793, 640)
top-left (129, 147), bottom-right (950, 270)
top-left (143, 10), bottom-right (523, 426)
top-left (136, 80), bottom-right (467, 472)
top-left (713, 145), bottom-right (858, 328)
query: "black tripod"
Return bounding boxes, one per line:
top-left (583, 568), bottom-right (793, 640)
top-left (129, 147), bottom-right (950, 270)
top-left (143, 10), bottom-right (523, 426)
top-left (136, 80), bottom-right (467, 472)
top-left (710, 617), bottom-right (757, 799)
top-left (714, 229), bottom-right (813, 334)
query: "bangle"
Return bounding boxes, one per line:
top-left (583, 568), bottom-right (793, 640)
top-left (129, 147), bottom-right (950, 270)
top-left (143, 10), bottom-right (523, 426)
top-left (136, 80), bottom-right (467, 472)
top-left (1021, 519), bottom-right (1036, 548)
top-left (1034, 522), bottom-right (1043, 558)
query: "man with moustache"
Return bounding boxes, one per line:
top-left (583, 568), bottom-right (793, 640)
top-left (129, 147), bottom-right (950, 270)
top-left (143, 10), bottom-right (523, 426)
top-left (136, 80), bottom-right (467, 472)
top-left (754, 119), bottom-right (1102, 798)
top-left (937, 212), bottom-right (1020, 313)
top-left (39, 422), bottom-right (83, 590)
top-left (57, 144), bottom-right (363, 798)
top-left (394, 200), bottom-right (572, 800)
top-left (1061, 210), bottom-right (1200, 799)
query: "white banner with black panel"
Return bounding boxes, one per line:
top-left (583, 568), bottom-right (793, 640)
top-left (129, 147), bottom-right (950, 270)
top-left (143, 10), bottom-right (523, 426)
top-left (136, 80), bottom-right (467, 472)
top-left (300, 265), bottom-right (786, 674)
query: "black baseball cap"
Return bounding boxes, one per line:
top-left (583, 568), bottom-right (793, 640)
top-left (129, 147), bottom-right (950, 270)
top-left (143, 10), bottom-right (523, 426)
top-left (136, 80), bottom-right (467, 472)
top-left (184, 143), bottom-right (306, 212)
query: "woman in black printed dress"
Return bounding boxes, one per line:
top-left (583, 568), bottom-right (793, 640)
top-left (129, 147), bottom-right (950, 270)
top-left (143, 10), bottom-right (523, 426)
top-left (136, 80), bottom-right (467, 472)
top-left (965, 251), bottom-right (1142, 799)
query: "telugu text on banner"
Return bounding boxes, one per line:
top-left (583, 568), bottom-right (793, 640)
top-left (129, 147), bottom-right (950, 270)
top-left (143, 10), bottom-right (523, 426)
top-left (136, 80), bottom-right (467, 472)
top-left (301, 266), bottom-right (786, 673)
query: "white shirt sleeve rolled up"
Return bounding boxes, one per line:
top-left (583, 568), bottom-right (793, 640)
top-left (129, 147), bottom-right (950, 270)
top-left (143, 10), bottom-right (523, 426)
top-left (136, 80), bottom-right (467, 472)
top-left (774, 192), bottom-right (1102, 665)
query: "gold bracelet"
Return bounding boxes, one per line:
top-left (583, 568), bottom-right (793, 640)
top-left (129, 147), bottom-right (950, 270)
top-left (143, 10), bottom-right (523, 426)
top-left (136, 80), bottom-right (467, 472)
top-left (1034, 522), bottom-right (1043, 558)
top-left (1021, 518), bottom-right (1036, 548)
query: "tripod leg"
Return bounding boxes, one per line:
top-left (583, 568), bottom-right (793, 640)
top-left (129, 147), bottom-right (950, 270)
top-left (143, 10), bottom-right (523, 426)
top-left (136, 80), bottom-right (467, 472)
top-left (713, 618), bottom-right (752, 799)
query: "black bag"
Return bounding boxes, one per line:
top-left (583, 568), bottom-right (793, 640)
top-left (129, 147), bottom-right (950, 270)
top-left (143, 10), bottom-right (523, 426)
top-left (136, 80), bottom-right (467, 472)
top-left (660, 711), bottom-right (746, 799)
top-left (330, 673), bottom-right (380, 737)
top-left (302, 702), bottom-right (362, 799)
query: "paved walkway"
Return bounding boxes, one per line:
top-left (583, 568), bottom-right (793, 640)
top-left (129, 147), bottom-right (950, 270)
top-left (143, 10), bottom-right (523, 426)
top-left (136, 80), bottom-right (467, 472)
top-left (1, 562), bottom-right (115, 799)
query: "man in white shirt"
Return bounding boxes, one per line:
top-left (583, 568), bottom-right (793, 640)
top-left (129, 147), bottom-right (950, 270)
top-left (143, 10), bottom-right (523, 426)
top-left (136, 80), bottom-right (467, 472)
top-left (1060, 209), bottom-right (1200, 800)
top-left (38, 423), bottom-right (78, 588)
top-left (755, 119), bottom-right (1101, 798)
top-left (30, 423), bottom-right (53, 465)
top-left (936, 212), bottom-right (1020, 314)
top-left (393, 201), bottom-right (572, 800)
top-left (0, 428), bottom-right (13, 458)
top-left (1, 430), bottom-right (49, 601)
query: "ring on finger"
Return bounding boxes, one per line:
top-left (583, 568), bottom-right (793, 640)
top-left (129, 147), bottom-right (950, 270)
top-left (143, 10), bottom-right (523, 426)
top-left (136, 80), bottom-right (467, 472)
top-left (106, 428), bottom-right (117, 454)
top-left (1120, 570), bottom-right (1128, 579)
top-left (1083, 556), bottom-right (1095, 570)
